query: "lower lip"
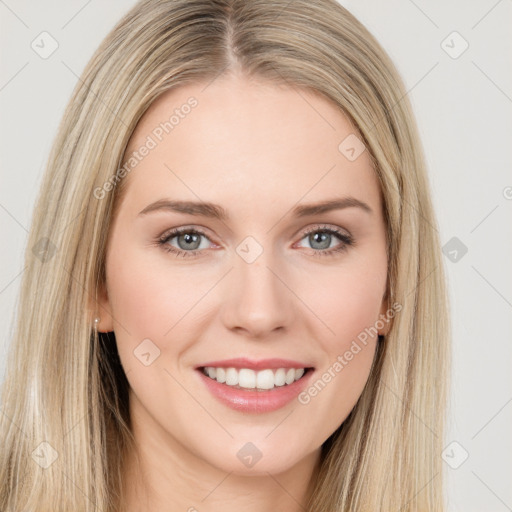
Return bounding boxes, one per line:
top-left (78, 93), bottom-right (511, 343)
top-left (197, 369), bottom-right (314, 413)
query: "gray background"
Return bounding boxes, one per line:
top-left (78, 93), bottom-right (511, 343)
top-left (1, 1), bottom-right (511, 510)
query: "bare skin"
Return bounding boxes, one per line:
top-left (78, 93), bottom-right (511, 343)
top-left (95, 72), bottom-right (389, 512)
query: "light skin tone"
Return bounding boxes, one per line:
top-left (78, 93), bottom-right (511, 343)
top-left (94, 72), bottom-right (389, 512)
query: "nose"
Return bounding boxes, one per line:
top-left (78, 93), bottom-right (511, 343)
top-left (220, 252), bottom-right (294, 339)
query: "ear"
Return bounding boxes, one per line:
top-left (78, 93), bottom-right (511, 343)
top-left (90, 278), bottom-right (114, 333)
top-left (377, 294), bottom-right (391, 336)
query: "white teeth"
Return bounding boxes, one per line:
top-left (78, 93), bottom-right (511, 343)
top-left (202, 366), bottom-right (308, 390)
top-left (238, 369), bottom-right (256, 389)
top-left (216, 367), bottom-right (226, 383)
top-left (256, 369), bottom-right (275, 390)
top-left (225, 367), bottom-right (239, 386)
top-left (274, 368), bottom-right (286, 386)
top-left (285, 368), bottom-right (295, 385)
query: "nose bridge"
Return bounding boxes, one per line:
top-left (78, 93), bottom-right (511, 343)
top-left (221, 239), bottom-right (293, 337)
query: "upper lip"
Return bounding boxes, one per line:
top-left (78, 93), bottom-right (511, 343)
top-left (196, 357), bottom-right (314, 371)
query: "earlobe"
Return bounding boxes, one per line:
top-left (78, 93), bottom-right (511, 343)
top-left (91, 280), bottom-right (114, 333)
top-left (377, 297), bottom-right (391, 337)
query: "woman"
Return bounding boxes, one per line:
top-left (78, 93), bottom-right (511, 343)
top-left (0, 0), bottom-right (450, 510)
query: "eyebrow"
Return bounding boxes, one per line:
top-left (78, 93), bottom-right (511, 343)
top-left (138, 196), bottom-right (373, 220)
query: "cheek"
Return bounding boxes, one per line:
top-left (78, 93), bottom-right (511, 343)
top-left (296, 258), bottom-right (385, 410)
top-left (107, 258), bottom-right (172, 338)
top-left (105, 243), bottom-right (218, 362)
top-left (104, 248), bottom-right (206, 413)
top-left (303, 258), bottom-right (386, 348)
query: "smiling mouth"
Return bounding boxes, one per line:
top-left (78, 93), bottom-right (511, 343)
top-left (199, 366), bottom-right (314, 391)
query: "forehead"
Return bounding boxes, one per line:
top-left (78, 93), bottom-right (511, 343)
top-left (119, 75), bottom-right (381, 217)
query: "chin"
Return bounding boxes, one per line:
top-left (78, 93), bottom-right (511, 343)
top-left (202, 440), bottom-right (316, 477)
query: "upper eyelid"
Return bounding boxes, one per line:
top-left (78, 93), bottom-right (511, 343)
top-left (159, 225), bottom-right (212, 242)
top-left (301, 224), bottom-right (351, 237)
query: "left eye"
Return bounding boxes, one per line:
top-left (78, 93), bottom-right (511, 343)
top-left (295, 225), bottom-right (354, 256)
top-left (158, 228), bottom-right (211, 257)
top-left (157, 225), bottom-right (353, 258)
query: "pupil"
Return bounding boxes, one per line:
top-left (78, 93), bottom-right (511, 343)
top-left (311, 232), bottom-right (330, 250)
top-left (180, 233), bottom-right (199, 250)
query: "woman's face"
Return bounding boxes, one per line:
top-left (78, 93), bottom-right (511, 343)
top-left (98, 74), bottom-right (389, 476)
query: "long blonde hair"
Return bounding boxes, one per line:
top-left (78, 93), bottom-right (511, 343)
top-left (0, 1), bottom-right (450, 510)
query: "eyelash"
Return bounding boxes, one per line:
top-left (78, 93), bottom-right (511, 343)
top-left (156, 224), bottom-right (354, 259)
